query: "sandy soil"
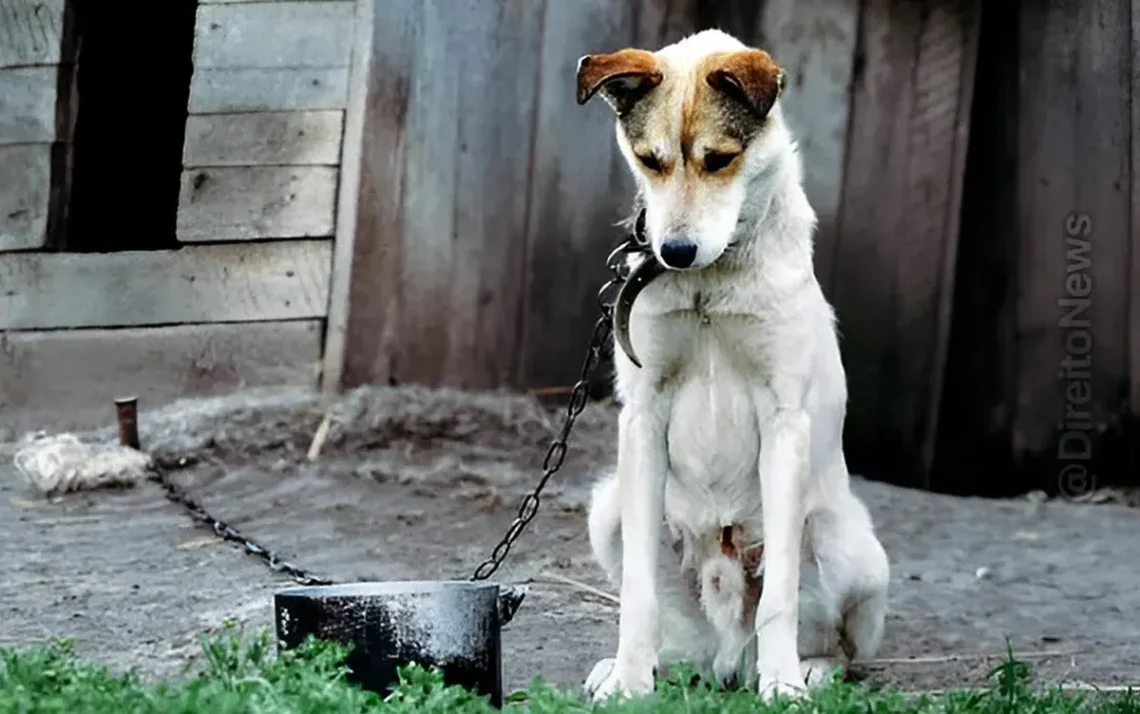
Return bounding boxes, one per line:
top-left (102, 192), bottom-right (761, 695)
top-left (1, 386), bottom-right (1137, 694)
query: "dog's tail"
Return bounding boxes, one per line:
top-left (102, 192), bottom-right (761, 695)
top-left (587, 471), bottom-right (623, 587)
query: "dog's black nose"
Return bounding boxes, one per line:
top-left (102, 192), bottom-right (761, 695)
top-left (659, 239), bottom-right (698, 269)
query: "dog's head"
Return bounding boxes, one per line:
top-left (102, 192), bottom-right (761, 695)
top-left (577, 30), bottom-right (789, 271)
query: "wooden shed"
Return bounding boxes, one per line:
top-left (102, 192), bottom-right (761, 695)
top-left (2, 0), bottom-right (1135, 497)
top-left (1, 0), bottom-right (354, 435)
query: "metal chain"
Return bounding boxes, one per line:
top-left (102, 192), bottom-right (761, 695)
top-left (151, 462), bottom-right (335, 587)
top-left (470, 211), bottom-right (649, 581)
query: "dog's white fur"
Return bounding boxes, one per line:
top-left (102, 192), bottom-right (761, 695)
top-left (581, 30), bottom-right (890, 701)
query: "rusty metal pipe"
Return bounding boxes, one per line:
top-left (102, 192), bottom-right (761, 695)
top-left (114, 396), bottom-right (140, 449)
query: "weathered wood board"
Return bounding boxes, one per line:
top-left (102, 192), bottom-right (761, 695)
top-left (830, 0), bottom-right (980, 487)
top-left (699, 0), bottom-right (860, 297)
top-left (1013, 0), bottom-right (1132, 481)
top-left (333, 0), bottom-right (694, 391)
top-left (0, 0), bottom-right (66, 68)
top-left (188, 67), bottom-right (350, 113)
top-left (187, 2), bottom-right (354, 112)
top-left (0, 320), bottom-right (322, 437)
top-left (0, 66), bottom-right (57, 143)
top-left (192, 2), bottom-right (354, 69)
top-left (0, 239), bottom-right (332, 329)
top-left (1132, 0), bottom-right (1140, 416)
top-left (176, 166), bottom-right (337, 241)
top-left (321, 0), bottom-right (370, 393)
top-left (760, 0), bottom-right (859, 295)
top-left (514, 0), bottom-right (682, 390)
top-left (0, 143), bottom-right (50, 251)
top-left (182, 111), bottom-right (344, 167)
top-left (337, 0), bottom-right (543, 389)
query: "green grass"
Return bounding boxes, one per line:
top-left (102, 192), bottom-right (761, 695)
top-left (1, 627), bottom-right (1136, 714)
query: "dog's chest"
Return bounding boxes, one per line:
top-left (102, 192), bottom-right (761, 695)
top-left (630, 292), bottom-right (780, 532)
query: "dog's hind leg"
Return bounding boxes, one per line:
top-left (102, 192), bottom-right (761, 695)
top-left (804, 489), bottom-right (889, 676)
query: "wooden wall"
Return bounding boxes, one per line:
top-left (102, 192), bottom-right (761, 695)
top-left (0, 0), bottom-right (72, 252)
top-left (2, 0), bottom-right (1134, 495)
top-left (0, 0), bottom-right (351, 436)
top-left (329, 0), bottom-right (697, 392)
top-left (692, 0), bottom-right (860, 298)
top-left (326, 0), bottom-right (865, 393)
top-left (699, 0), bottom-right (981, 490)
top-left (935, 0), bottom-right (1140, 496)
top-left (829, 0), bottom-right (981, 489)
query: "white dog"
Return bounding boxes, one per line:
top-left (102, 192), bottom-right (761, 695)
top-left (575, 29), bottom-right (890, 701)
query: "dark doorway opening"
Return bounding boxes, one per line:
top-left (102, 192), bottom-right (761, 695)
top-left (64, 0), bottom-right (198, 252)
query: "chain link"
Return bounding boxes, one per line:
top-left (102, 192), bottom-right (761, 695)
top-left (151, 463), bottom-right (334, 587)
top-left (471, 212), bottom-right (649, 581)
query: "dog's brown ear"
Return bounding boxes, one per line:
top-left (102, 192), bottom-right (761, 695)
top-left (704, 49), bottom-right (785, 119)
top-left (576, 49), bottom-right (663, 113)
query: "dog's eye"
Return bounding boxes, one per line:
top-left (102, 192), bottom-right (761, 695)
top-left (637, 154), bottom-right (662, 172)
top-left (703, 151), bottom-right (738, 173)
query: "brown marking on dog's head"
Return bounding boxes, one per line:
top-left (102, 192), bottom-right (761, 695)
top-left (576, 49), bottom-right (663, 115)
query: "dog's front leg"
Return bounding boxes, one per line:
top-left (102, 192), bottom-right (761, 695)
top-left (754, 400), bottom-right (811, 700)
top-left (588, 403), bottom-right (668, 701)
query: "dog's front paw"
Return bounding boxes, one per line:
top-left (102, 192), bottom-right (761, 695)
top-left (756, 662), bottom-right (807, 702)
top-left (583, 652), bottom-right (657, 702)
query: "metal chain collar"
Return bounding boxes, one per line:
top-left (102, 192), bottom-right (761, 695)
top-left (148, 212), bottom-right (650, 587)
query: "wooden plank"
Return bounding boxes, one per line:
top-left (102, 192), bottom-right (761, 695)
top-left (830, 0), bottom-right (922, 483)
top-left (825, 0), bottom-right (980, 487)
top-left (0, 66), bottom-right (56, 143)
top-left (632, 0), bottom-right (698, 44)
top-left (0, 143), bottom-right (49, 251)
top-left (193, 2), bottom-right (354, 69)
top-left (758, 0), bottom-right (860, 297)
top-left (188, 67), bottom-right (349, 113)
top-left (176, 166), bottom-right (337, 241)
top-left (321, 0), bottom-right (371, 393)
top-left (182, 111), bottom-right (344, 167)
top-left (1013, 1), bottom-right (1076, 475)
top-left (334, 0), bottom-right (413, 390)
top-left (0, 0), bottom-right (65, 68)
top-left (1130, 0), bottom-right (1140, 419)
top-left (337, 0), bottom-right (546, 390)
top-left (0, 320), bottom-right (322, 438)
top-left (0, 240), bottom-right (332, 329)
top-left (515, 0), bottom-right (667, 390)
top-left (896, 0), bottom-right (980, 484)
top-left (1072, 0), bottom-right (1131, 479)
top-left (926, 0), bottom-right (1023, 494)
top-left (1014, 0), bottom-right (1131, 487)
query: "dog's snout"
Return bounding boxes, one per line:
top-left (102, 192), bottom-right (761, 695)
top-left (659, 239), bottom-right (698, 269)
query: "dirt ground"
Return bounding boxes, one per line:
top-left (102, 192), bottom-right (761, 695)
top-left (1, 386), bottom-right (1137, 694)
